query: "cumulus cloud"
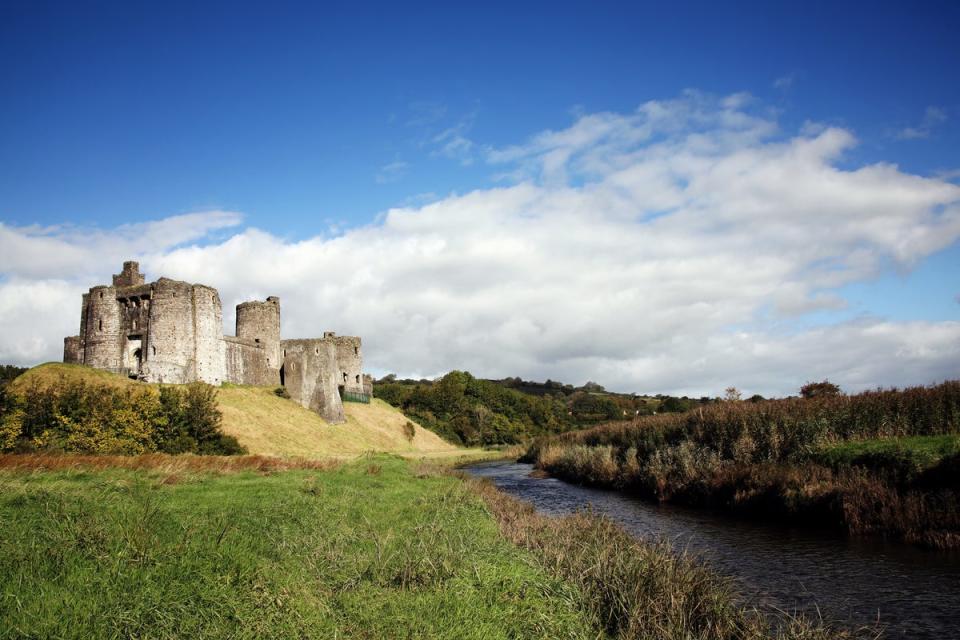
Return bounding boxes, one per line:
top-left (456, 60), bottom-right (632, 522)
top-left (2, 93), bottom-right (959, 396)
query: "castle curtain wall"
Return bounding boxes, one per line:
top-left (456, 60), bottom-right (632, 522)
top-left (332, 336), bottom-right (364, 394)
top-left (280, 339), bottom-right (345, 424)
top-left (223, 337), bottom-right (275, 386)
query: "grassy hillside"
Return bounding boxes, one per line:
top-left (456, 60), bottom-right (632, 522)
top-left (9, 363), bottom-right (459, 459)
top-left (8, 361), bottom-right (140, 392)
top-left (217, 385), bottom-right (456, 458)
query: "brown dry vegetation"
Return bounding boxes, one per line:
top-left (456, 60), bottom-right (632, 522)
top-left (0, 452), bottom-right (339, 474)
top-left (526, 382), bottom-right (960, 548)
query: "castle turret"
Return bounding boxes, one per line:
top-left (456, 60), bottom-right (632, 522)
top-left (112, 261), bottom-right (145, 287)
top-left (82, 285), bottom-right (122, 371)
top-left (236, 297), bottom-right (281, 372)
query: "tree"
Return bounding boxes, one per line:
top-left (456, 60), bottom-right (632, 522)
top-left (800, 380), bottom-right (841, 399)
top-left (724, 387), bottom-right (742, 402)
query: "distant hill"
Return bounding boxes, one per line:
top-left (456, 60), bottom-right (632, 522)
top-left (375, 371), bottom-right (723, 447)
top-left (7, 363), bottom-right (457, 458)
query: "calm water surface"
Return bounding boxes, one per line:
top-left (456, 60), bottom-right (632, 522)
top-left (464, 461), bottom-right (960, 639)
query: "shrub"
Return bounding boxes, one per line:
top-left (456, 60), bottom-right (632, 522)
top-left (800, 380), bottom-right (842, 398)
top-left (274, 386), bottom-right (291, 399)
top-left (2, 376), bottom-right (245, 456)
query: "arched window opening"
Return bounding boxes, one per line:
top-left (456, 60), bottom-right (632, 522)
top-left (152, 345), bottom-right (156, 356)
top-left (355, 374), bottom-right (360, 384)
top-left (98, 318), bottom-right (103, 331)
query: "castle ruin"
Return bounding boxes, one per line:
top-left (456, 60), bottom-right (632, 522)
top-left (63, 261), bottom-right (370, 424)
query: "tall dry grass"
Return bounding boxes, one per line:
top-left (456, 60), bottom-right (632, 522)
top-left (525, 381), bottom-right (960, 547)
top-left (530, 381), bottom-right (960, 466)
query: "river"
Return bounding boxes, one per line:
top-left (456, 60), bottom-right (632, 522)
top-left (464, 460), bottom-right (960, 639)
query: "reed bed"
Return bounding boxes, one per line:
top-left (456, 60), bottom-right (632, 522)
top-left (525, 381), bottom-right (960, 547)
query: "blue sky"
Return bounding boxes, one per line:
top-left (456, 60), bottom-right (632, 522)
top-left (0, 1), bottom-right (958, 394)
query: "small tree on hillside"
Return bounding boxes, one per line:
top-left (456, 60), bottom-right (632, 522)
top-left (800, 380), bottom-right (842, 399)
top-left (724, 387), bottom-right (742, 402)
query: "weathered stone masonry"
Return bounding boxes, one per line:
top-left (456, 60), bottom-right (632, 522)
top-left (63, 261), bottom-right (366, 424)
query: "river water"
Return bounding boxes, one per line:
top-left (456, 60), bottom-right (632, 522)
top-left (464, 460), bottom-right (960, 639)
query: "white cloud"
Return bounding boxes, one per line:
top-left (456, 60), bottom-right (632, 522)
top-left (897, 106), bottom-right (948, 140)
top-left (431, 121), bottom-right (476, 165)
top-left (375, 160), bottom-right (409, 184)
top-left (2, 94), bottom-right (959, 396)
top-left (773, 74), bottom-right (795, 91)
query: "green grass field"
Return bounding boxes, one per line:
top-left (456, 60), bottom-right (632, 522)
top-left (0, 455), bottom-right (592, 639)
top-left (810, 434), bottom-right (960, 473)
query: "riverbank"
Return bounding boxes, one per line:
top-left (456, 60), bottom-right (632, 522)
top-left (524, 382), bottom-right (960, 548)
top-left (1, 453), bottom-right (849, 639)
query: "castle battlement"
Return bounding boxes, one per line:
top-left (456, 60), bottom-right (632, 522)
top-left (63, 261), bottom-right (365, 424)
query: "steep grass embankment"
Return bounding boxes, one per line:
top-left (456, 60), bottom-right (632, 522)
top-left (9, 364), bottom-right (462, 459)
top-left (217, 386), bottom-right (458, 458)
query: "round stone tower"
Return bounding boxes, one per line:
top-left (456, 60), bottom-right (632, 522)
top-left (82, 285), bottom-right (122, 371)
top-left (236, 297), bottom-right (281, 370)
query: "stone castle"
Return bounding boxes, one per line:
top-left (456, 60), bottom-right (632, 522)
top-left (63, 261), bottom-right (369, 424)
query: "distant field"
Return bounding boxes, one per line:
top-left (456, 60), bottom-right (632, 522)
top-left (0, 456), bottom-right (594, 639)
top-left (10, 363), bottom-right (472, 460)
